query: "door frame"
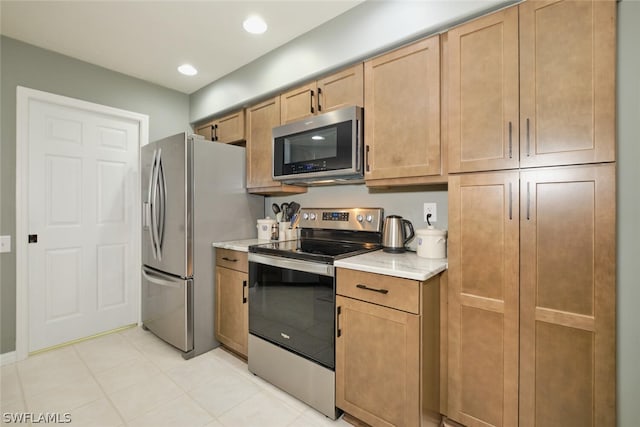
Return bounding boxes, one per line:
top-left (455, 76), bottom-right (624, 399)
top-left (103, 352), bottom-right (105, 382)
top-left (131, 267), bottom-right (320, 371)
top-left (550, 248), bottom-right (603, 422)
top-left (15, 86), bottom-right (149, 361)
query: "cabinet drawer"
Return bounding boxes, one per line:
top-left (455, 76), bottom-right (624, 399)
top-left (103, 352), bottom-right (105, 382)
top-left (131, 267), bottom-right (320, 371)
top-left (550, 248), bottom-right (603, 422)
top-left (337, 269), bottom-right (420, 314)
top-left (215, 249), bottom-right (248, 273)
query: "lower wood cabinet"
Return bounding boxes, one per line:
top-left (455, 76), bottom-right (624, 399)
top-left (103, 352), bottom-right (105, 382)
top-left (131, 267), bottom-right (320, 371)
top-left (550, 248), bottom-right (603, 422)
top-left (447, 163), bottom-right (616, 427)
top-left (215, 249), bottom-right (249, 357)
top-left (336, 268), bottom-right (441, 427)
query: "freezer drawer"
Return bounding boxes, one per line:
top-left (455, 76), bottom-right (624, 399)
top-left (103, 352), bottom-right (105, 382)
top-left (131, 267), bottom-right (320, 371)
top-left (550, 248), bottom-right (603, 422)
top-left (142, 266), bottom-right (193, 352)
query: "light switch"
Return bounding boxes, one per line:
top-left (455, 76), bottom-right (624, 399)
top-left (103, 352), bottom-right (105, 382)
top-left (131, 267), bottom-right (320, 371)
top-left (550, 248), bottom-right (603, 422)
top-left (0, 235), bottom-right (12, 253)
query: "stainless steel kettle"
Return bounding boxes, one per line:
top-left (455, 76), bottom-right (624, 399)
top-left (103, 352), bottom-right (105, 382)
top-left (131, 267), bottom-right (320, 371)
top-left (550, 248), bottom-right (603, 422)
top-left (382, 215), bottom-right (415, 253)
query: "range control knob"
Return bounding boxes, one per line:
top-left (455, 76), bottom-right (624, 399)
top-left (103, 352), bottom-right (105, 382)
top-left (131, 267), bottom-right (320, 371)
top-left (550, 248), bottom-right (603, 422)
top-left (366, 215), bottom-right (374, 223)
top-left (302, 213), bottom-right (309, 220)
top-left (356, 214), bottom-right (364, 222)
top-left (309, 213), bottom-right (317, 220)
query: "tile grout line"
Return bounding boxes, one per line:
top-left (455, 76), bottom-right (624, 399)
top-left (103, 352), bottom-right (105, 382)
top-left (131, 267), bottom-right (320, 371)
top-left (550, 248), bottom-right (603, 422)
top-left (70, 339), bottom-right (128, 426)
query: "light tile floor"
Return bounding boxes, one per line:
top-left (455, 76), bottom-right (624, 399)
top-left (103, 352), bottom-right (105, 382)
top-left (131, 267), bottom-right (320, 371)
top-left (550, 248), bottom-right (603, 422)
top-left (0, 327), bottom-right (351, 427)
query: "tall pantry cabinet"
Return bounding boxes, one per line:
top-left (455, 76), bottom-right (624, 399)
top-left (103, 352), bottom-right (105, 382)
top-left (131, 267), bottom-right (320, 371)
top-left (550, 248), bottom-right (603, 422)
top-left (446, 1), bottom-right (616, 427)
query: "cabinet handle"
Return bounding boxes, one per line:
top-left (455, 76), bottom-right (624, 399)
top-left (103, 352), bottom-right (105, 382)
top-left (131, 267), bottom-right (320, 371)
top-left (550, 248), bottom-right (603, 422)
top-left (356, 283), bottom-right (389, 294)
top-left (242, 280), bottom-right (247, 304)
top-left (221, 257), bottom-right (237, 262)
top-left (210, 125), bottom-right (215, 142)
top-left (365, 145), bottom-right (370, 172)
top-left (526, 118), bottom-right (531, 157)
top-left (526, 182), bottom-right (531, 221)
top-left (508, 182), bottom-right (513, 221)
top-left (317, 87), bottom-right (323, 112)
top-left (508, 121), bottom-right (513, 159)
top-left (310, 90), bottom-right (315, 114)
top-left (336, 306), bottom-right (342, 337)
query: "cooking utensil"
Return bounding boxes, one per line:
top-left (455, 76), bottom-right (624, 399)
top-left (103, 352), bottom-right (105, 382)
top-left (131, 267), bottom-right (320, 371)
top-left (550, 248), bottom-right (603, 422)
top-left (288, 201), bottom-right (300, 217)
top-left (280, 203), bottom-right (289, 221)
top-left (272, 203), bottom-right (281, 215)
top-left (382, 215), bottom-right (415, 253)
top-left (291, 213), bottom-right (301, 229)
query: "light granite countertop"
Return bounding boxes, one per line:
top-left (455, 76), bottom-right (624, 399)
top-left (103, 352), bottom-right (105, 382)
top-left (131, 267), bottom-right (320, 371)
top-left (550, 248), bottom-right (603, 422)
top-left (334, 250), bottom-right (447, 281)
top-left (212, 239), bottom-right (267, 252)
top-left (212, 240), bottom-right (448, 281)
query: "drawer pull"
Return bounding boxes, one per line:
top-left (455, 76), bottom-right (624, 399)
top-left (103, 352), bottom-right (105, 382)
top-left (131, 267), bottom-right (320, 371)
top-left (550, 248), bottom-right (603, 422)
top-left (336, 306), bottom-right (342, 338)
top-left (221, 257), bottom-right (237, 262)
top-left (356, 284), bottom-right (389, 294)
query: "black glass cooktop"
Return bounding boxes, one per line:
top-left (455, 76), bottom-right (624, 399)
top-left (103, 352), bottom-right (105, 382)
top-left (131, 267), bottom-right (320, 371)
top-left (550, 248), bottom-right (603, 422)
top-left (249, 238), bottom-right (381, 264)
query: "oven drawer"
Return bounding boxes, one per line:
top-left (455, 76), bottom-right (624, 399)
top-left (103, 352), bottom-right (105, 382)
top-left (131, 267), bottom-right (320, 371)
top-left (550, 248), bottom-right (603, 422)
top-left (216, 249), bottom-right (248, 273)
top-left (336, 268), bottom-right (420, 314)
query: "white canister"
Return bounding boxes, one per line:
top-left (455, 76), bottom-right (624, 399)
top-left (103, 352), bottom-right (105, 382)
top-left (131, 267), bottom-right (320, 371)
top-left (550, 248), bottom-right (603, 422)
top-left (257, 218), bottom-right (276, 241)
top-left (278, 222), bottom-right (288, 241)
top-left (416, 227), bottom-right (447, 259)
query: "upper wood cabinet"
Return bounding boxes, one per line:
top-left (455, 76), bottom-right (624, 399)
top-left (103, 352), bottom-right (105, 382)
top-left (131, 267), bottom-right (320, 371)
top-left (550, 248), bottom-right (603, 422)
top-left (280, 64), bottom-right (364, 124)
top-left (245, 97), bottom-right (306, 195)
top-left (519, 0), bottom-right (616, 168)
top-left (195, 109), bottom-right (245, 144)
top-left (448, 0), bottom-right (616, 173)
top-left (364, 35), bottom-right (443, 185)
top-left (447, 7), bottom-right (519, 173)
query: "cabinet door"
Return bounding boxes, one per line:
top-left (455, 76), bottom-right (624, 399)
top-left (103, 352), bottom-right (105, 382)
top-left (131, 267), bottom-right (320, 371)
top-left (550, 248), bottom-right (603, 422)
top-left (519, 164), bottom-right (615, 427)
top-left (336, 295), bottom-right (420, 427)
top-left (317, 64), bottom-right (364, 113)
top-left (246, 97), bottom-right (281, 189)
top-left (195, 121), bottom-right (214, 141)
top-left (280, 82), bottom-right (317, 124)
top-left (364, 35), bottom-right (441, 181)
top-left (215, 110), bottom-right (245, 144)
top-left (448, 171), bottom-right (519, 427)
top-left (215, 266), bottom-right (248, 357)
top-left (448, 7), bottom-right (519, 173)
top-left (519, 0), bottom-right (616, 167)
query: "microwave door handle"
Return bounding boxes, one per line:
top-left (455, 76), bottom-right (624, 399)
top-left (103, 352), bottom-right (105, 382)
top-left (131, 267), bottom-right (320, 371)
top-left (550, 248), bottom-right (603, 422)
top-left (356, 117), bottom-right (362, 172)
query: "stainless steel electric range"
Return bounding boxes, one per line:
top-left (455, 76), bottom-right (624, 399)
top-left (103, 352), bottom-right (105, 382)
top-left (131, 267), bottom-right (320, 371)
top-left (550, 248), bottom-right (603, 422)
top-left (247, 207), bottom-right (384, 419)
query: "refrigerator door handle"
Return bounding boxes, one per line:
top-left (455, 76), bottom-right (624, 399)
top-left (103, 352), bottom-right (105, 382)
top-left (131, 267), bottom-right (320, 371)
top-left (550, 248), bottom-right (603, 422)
top-left (147, 149), bottom-right (159, 259)
top-left (157, 150), bottom-right (167, 257)
top-left (142, 267), bottom-right (183, 289)
top-left (150, 149), bottom-right (162, 260)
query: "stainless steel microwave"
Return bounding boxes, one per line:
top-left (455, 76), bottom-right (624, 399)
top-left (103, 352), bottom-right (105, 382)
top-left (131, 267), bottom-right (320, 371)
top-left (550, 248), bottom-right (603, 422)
top-left (272, 106), bottom-right (363, 185)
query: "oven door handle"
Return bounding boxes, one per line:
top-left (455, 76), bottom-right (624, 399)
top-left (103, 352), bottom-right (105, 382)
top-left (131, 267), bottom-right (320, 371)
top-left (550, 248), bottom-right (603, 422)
top-left (248, 253), bottom-right (335, 277)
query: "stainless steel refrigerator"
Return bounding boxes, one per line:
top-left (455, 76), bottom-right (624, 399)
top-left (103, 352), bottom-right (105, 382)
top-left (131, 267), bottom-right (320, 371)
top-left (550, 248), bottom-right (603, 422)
top-left (141, 132), bottom-right (263, 359)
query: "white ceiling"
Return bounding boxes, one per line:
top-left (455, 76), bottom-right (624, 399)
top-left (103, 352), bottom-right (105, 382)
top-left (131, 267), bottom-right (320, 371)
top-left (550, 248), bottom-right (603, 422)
top-left (0, 1), bottom-right (363, 94)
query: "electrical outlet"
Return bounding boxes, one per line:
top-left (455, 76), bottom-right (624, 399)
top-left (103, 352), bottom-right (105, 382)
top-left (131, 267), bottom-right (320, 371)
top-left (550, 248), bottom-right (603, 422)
top-left (0, 235), bottom-right (11, 253)
top-left (423, 203), bottom-right (437, 223)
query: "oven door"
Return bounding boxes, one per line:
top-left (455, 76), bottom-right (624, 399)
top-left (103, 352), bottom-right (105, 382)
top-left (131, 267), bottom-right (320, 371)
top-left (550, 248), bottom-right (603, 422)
top-left (248, 253), bottom-right (336, 369)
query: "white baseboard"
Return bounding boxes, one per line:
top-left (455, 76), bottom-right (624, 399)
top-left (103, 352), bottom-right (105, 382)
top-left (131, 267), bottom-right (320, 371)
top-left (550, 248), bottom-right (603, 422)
top-left (0, 351), bottom-right (17, 366)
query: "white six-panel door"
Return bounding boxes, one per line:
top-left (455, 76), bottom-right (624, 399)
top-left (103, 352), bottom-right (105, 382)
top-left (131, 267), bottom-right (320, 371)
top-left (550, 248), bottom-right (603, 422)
top-left (26, 95), bottom-right (140, 352)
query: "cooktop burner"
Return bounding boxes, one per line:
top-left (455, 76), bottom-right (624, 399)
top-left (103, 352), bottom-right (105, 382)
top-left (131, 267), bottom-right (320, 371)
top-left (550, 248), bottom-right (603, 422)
top-left (249, 207), bottom-right (384, 264)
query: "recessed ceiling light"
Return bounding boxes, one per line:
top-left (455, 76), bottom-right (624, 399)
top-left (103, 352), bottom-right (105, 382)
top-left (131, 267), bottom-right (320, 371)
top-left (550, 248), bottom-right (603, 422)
top-left (177, 64), bottom-right (198, 76)
top-left (243, 16), bottom-right (267, 34)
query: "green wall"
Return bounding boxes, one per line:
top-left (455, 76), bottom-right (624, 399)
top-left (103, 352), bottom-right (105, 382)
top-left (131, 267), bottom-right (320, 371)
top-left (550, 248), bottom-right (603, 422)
top-left (616, 2), bottom-right (640, 425)
top-left (0, 36), bottom-right (191, 354)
